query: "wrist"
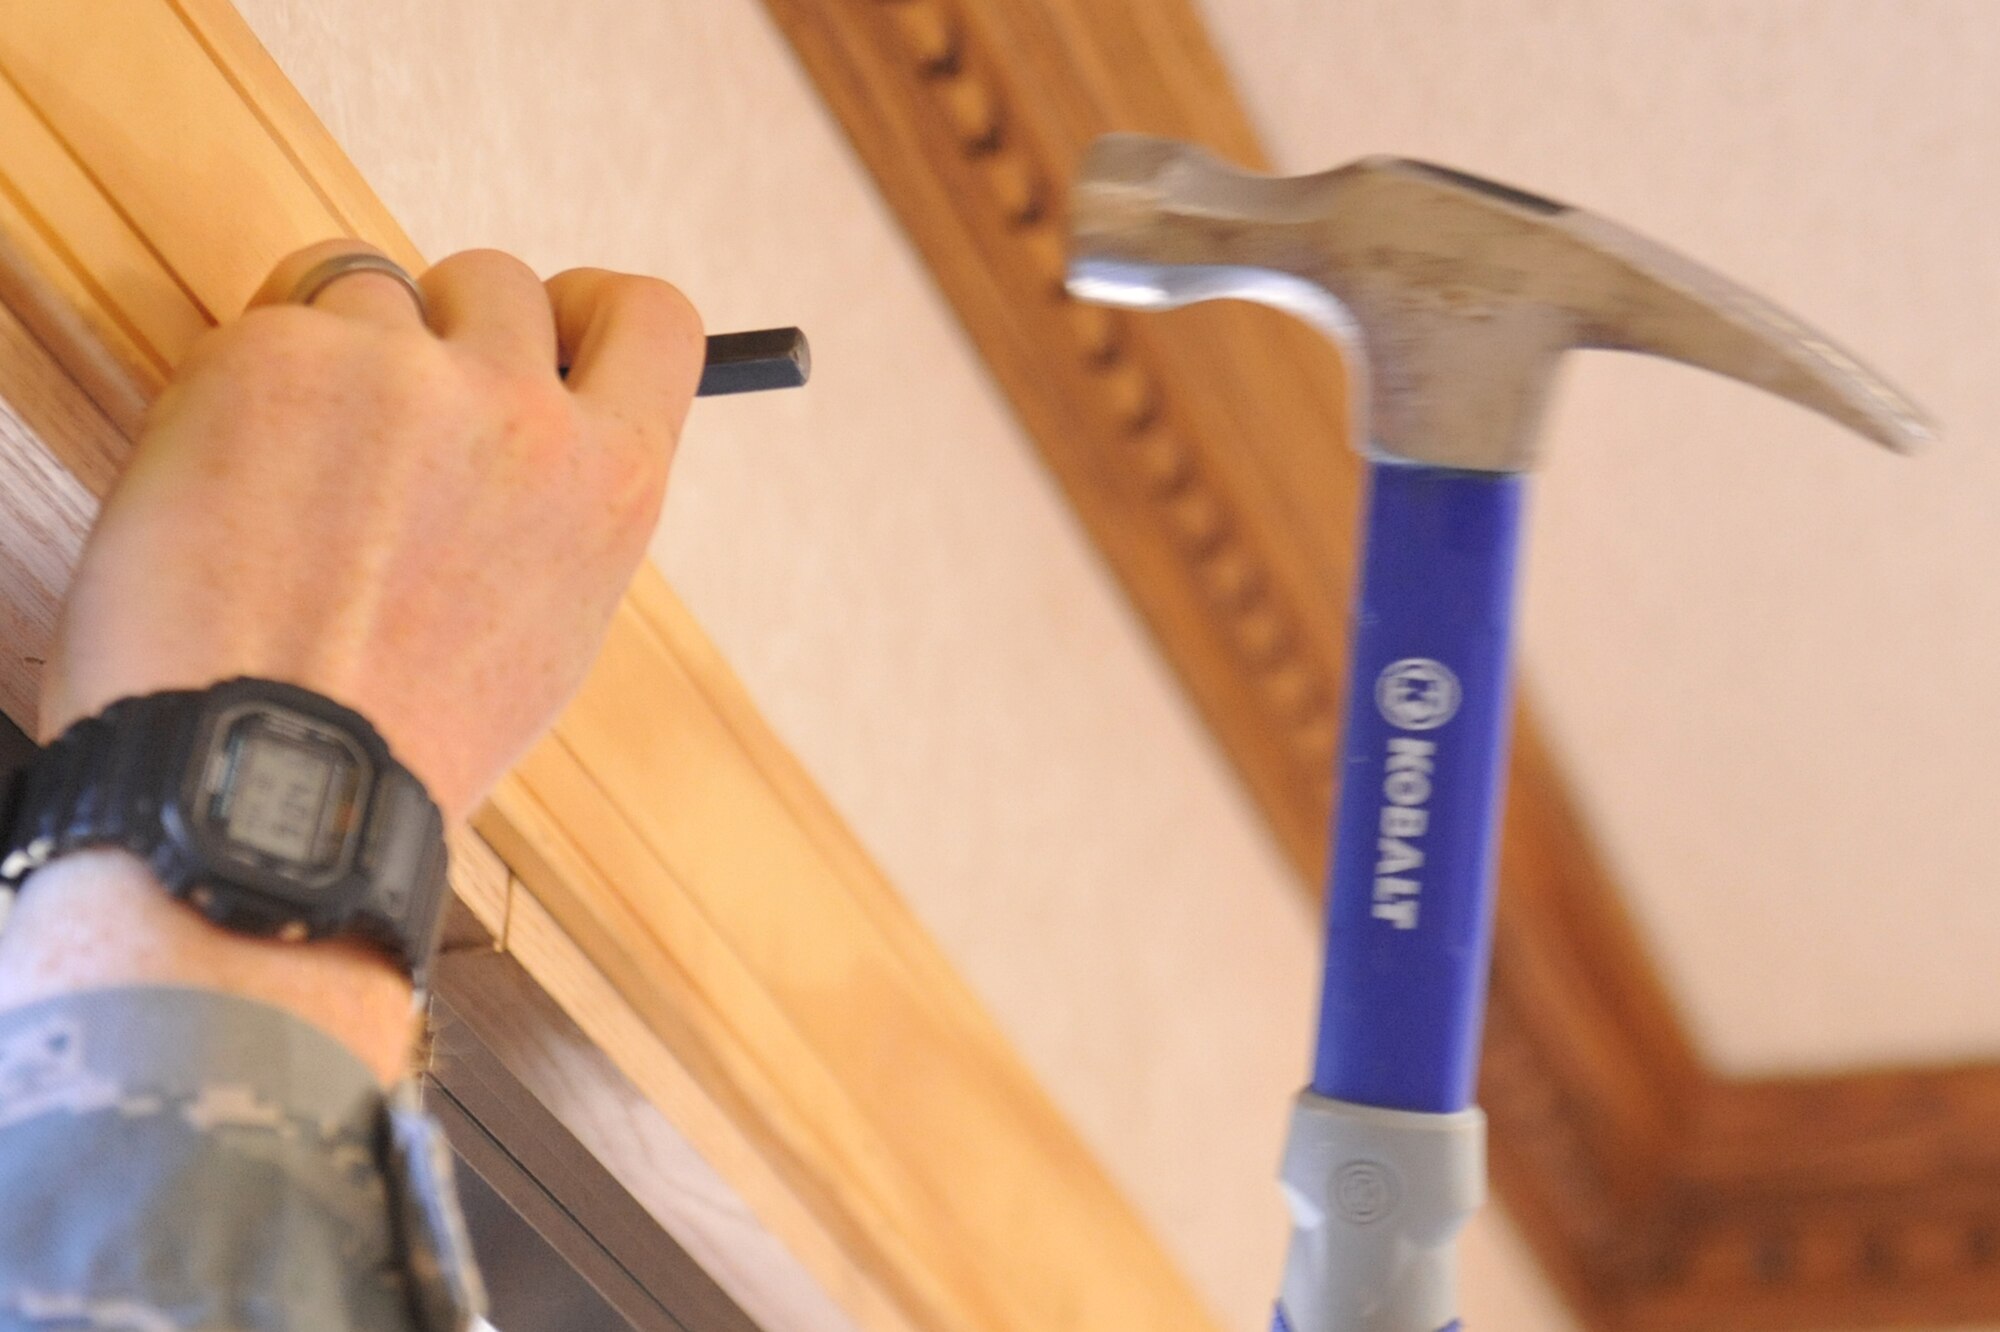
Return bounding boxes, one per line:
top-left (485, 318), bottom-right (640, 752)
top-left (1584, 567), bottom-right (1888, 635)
top-left (43, 665), bottom-right (475, 825)
top-left (0, 849), bottom-right (417, 1084)
top-left (6, 677), bottom-right (453, 994)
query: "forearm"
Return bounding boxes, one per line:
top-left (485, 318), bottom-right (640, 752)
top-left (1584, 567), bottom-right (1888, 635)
top-left (0, 849), bottom-right (418, 1084)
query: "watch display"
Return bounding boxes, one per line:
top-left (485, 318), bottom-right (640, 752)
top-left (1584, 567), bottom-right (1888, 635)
top-left (206, 709), bottom-right (365, 875)
top-left (0, 678), bottom-right (448, 983)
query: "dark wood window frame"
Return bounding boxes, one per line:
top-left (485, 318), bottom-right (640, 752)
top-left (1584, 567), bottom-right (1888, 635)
top-left (429, 977), bottom-right (763, 1332)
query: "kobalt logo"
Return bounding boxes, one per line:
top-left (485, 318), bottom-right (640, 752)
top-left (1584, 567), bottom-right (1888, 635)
top-left (1370, 658), bottom-right (1456, 931)
top-left (1372, 738), bottom-right (1433, 930)
top-left (1375, 658), bottom-right (1460, 731)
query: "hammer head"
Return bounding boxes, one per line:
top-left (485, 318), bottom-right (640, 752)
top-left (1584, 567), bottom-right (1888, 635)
top-left (1067, 135), bottom-right (1933, 471)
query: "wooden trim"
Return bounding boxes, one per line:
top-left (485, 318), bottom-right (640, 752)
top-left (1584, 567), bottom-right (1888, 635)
top-left (432, 938), bottom-right (862, 1332)
top-left (1608, 1065), bottom-right (2000, 1329)
top-left (428, 987), bottom-right (763, 1332)
top-left (756, 0), bottom-right (2000, 1327)
top-left (0, 6), bottom-right (1222, 1332)
top-left (430, 1099), bottom-right (650, 1329)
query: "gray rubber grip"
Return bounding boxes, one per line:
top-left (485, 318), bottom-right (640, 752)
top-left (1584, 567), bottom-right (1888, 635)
top-left (1276, 1091), bottom-right (1486, 1332)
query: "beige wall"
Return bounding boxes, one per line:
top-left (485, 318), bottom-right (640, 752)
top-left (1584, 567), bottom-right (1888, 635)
top-left (195, 2), bottom-right (1776, 1329)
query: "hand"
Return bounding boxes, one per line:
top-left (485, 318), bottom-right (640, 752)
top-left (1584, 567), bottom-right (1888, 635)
top-left (42, 241), bottom-right (704, 823)
top-left (0, 242), bottom-right (701, 1083)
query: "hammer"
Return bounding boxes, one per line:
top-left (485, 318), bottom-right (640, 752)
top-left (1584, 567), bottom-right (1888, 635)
top-left (1065, 136), bottom-right (1932, 1332)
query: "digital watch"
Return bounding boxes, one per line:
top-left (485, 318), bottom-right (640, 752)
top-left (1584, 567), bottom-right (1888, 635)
top-left (0, 677), bottom-right (450, 986)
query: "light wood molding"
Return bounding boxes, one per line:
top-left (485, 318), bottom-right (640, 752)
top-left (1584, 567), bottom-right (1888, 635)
top-left (0, 6), bottom-right (1224, 1332)
top-left (757, 0), bottom-right (2000, 1327)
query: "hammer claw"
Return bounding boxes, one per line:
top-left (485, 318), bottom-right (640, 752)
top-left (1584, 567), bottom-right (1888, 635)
top-left (1565, 212), bottom-right (1934, 454)
top-left (1067, 133), bottom-right (1935, 469)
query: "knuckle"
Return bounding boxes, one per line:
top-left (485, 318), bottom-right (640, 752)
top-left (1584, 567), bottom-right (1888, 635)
top-left (497, 377), bottom-right (587, 467)
top-left (588, 417), bottom-right (673, 531)
top-left (430, 246), bottom-right (539, 291)
top-left (373, 335), bottom-right (459, 408)
top-left (601, 454), bottom-right (671, 543)
top-left (200, 309), bottom-right (447, 421)
top-left (609, 274), bottom-right (704, 343)
top-left (219, 302), bottom-right (323, 352)
top-left (178, 306), bottom-right (330, 387)
top-left (516, 381), bottom-right (583, 448)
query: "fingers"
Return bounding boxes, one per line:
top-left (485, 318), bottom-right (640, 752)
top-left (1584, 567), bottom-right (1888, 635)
top-left (420, 249), bottom-right (559, 374)
top-left (249, 247), bottom-right (702, 440)
top-left (546, 268), bottom-right (704, 434)
top-left (250, 239), bottom-right (428, 331)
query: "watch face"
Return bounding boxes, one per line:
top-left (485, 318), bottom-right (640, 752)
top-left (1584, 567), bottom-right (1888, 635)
top-left (202, 707), bottom-right (369, 878)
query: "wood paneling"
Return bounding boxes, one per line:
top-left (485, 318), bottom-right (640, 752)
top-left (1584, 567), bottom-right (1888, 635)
top-left (0, 6), bottom-right (1222, 1332)
top-left (756, 0), bottom-right (2000, 1327)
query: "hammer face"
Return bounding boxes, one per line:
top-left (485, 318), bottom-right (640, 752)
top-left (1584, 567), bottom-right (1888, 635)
top-left (1066, 134), bottom-right (1934, 471)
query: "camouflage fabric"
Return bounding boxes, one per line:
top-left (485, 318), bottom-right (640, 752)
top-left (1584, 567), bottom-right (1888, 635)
top-left (0, 987), bottom-right (484, 1330)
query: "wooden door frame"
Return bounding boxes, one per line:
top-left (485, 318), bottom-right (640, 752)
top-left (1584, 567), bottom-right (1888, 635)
top-left (426, 976), bottom-right (763, 1332)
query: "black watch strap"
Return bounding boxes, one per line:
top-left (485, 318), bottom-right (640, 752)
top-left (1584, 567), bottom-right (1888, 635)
top-left (1, 689), bottom-right (204, 889)
top-left (0, 680), bottom-right (450, 986)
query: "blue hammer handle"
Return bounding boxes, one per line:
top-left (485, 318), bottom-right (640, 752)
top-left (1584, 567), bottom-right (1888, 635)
top-left (1313, 461), bottom-right (1524, 1115)
top-left (1270, 462), bottom-right (1521, 1332)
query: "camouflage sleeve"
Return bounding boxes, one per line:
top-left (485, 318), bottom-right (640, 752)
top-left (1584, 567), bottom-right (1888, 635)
top-left (0, 986), bottom-right (485, 1331)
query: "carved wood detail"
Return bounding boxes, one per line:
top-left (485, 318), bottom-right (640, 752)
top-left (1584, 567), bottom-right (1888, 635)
top-left (760, 0), bottom-right (2000, 1326)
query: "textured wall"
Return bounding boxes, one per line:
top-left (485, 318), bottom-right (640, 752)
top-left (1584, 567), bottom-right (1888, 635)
top-left (1201, 0), bottom-right (2000, 1079)
top-left (233, 1), bottom-right (1572, 1329)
